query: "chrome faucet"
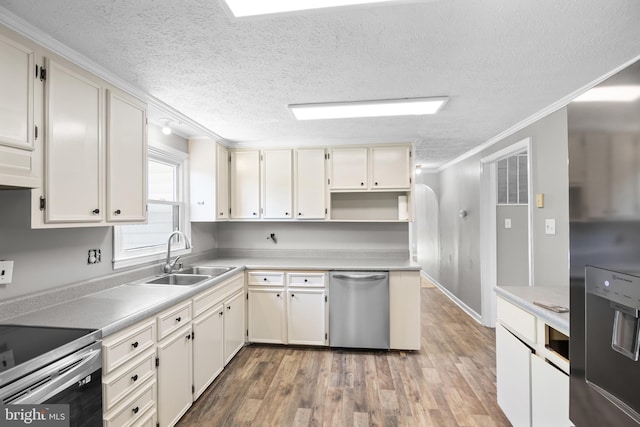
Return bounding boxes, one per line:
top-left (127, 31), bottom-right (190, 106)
top-left (164, 230), bottom-right (192, 274)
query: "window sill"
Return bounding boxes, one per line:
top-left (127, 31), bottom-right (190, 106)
top-left (113, 247), bottom-right (193, 270)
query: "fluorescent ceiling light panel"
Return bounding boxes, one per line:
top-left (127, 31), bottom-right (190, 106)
top-left (223, 0), bottom-right (404, 17)
top-left (289, 97), bottom-right (448, 120)
top-left (573, 86), bottom-right (640, 102)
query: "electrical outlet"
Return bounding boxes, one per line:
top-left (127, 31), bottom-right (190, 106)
top-left (0, 260), bottom-right (14, 284)
top-left (87, 249), bottom-right (102, 265)
top-left (545, 219), bottom-right (556, 235)
top-left (504, 218), bottom-right (512, 229)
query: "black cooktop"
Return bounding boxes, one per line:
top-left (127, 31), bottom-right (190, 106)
top-left (0, 325), bottom-right (100, 382)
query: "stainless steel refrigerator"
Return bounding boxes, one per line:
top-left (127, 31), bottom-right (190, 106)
top-left (569, 59), bottom-right (640, 426)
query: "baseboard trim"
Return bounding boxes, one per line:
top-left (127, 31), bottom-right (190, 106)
top-left (420, 271), bottom-right (483, 325)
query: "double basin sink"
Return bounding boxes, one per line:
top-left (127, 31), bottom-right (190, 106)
top-left (144, 266), bottom-right (234, 286)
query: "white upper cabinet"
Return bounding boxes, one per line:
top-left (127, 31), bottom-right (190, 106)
top-left (230, 150), bottom-right (260, 219)
top-left (189, 140), bottom-right (229, 221)
top-left (262, 149), bottom-right (292, 219)
top-left (106, 88), bottom-right (147, 222)
top-left (330, 147), bottom-right (368, 190)
top-left (294, 148), bottom-right (326, 219)
top-left (0, 30), bottom-right (40, 188)
top-left (0, 32), bottom-right (34, 151)
top-left (370, 146), bottom-right (411, 189)
top-left (44, 59), bottom-right (103, 223)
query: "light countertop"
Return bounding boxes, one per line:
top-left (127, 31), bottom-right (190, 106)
top-left (3, 256), bottom-right (419, 337)
top-left (495, 286), bottom-right (569, 335)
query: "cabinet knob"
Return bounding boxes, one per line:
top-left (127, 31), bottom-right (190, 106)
top-left (186, 334), bottom-right (191, 340)
top-left (131, 374), bottom-right (138, 382)
top-left (374, 182), bottom-right (378, 186)
top-left (276, 293), bottom-right (280, 298)
top-left (219, 311), bottom-right (224, 316)
top-left (304, 279), bottom-right (308, 282)
top-left (131, 341), bottom-right (139, 349)
top-left (219, 212), bottom-right (224, 216)
top-left (263, 277), bottom-right (268, 281)
top-left (252, 212), bottom-right (257, 216)
top-left (176, 317), bottom-right (181, 322)
top-left (92, 208), bottom-right (100, 214)
top-left (197, 201), bottom-right (205, 205)
top-left (114, 209), bottom-right (121, 215)
top-left (227, 305), bottom-right (231, 310)
top-left (298, 212), bottom-right (302, 216)
top-left (360, 182), bottom-right (364, 186)
top-left (285, 212), bottom-right (289, 216)
top-left (291, 294), bottom-right (295, 298)
top-left (132, 407), bottom-right (139, 414)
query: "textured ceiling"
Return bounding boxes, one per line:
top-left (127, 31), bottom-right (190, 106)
top-left (1, 0), bottom-right (639, 167)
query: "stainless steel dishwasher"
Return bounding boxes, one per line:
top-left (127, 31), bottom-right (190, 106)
top-left (329, 271), bottom-right (390, 349)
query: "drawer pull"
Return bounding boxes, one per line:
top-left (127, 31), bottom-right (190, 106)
top-left (131, 341), bottom-right (139, 349)
top-left (227, 306), bottom-right (231, 310)
top-left (132, 406), bottom-right (139, 414)
top-left (176, 317), bottom-right (182, 322)
top-left (304, 279), bottom-right (308, 282)
top-left (291, 294), bottom-right (295, 298)
top-left (219, 311), bottom-right (224, 316)
top-left (263, 277), bottom-right (267, 281)
top-left (186, 334), bottom-right (192, 340)
top-left (131, 374), bottom-right (138, 382)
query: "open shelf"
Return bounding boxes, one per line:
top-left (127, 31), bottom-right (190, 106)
top-left (329, 191), bottom-right (409, 221)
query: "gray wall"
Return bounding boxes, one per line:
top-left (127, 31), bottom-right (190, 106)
top-left (496, 205), bottom-right (528, 286)
top-left (413, 184), bottom-right (440, 280)
top-left (215, 222), bottom-right (409, 253)
top-left (436, 108), bottom-right (570, 314)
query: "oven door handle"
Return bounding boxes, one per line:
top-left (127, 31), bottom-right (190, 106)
top-left (1, 341), bottom-right (102, 405)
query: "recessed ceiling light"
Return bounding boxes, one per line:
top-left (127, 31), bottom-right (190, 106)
top-left (573, 86), bottom-right (640, 102)
top-left (223, 0), bottom-right (407, 17)
top-left (289, 97), bottom-right (448, 120)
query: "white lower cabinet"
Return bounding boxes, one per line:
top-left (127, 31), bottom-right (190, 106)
top-left (192, 303), bottom-right (224, 400)
top-left (157, 323), bottom-right (193, 427)
top-left (223, 290), bottom-right (246, 363)
top-left (248, 287), bottom-right (286, 344)
top-left (531, 356), bottom-right (571, 427)
top-left (389, 270), bottom-right (421, 350)
top-left (496, 324), bottom-right (532, 427)
top-left (287, 288), bottom-right (326, 345)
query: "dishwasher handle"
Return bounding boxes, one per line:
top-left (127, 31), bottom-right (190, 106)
top-left (332, 273), bottom-right (387, 281)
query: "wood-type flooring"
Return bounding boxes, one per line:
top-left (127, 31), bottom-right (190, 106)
top-left (177, 287), bottom-right (510, 427)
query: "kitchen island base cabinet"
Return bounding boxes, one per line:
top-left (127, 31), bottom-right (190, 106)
top-left (496, 324), bottom-right (532, 427)
top-left (157, 323), bottom-right (193, 427)
top-left (531, 356), bottom-right (572, 427)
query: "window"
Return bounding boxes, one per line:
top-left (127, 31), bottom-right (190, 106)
top-left (497, 151), bottom-right (528, 205)
top-left (113, 144), bottom-right (190, 269)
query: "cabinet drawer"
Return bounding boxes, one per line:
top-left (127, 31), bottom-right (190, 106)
top-left (103, 318), bottom-right (156, 374)
top-left (193, 273), bottom-right (243, 317)
top-left (157, 300), bottom-right (192, 340)
top-left (497, 297), bottom-right (537, 343)
top-left (104, 378), bottom-right (156, 427)
top-left (287, 272), bottom-right (326, 287)
top-left (247, 271), bottom-right (284, 286)
top-left (102, 348), bottom-right (156, 411)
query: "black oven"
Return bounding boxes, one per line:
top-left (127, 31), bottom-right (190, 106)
top-left (0, 325), bottom-right (102, 426)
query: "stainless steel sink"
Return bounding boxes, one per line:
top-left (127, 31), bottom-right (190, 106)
top-left (145, 274), bottom-right (210, 286)
top-left (179, 266), bottom-right (234, 276)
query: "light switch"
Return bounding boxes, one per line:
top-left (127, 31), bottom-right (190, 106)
top-left (545, 219), bottom-right (556, 235)
top-left (504, 218), bottom-right (512, 229)
top-left (0, 260), bottom-right (14, 284)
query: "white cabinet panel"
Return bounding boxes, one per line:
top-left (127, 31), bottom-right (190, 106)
top-left (0, 32), bottom-right (34, 151)
top-left (248, 288), bottom-right (286, 344)
top-left (192, 304), bottom-right (224, 400)
top-left (496, 324), bottom-right (532, 427)
top-left (217, 144), bottom-right (230, 220)
top-left (295, 149), bottom-right (326, 219)
top-left (531, 356), bottom-right (572, 427)
top-left (106, 88), bottom-right (146, 222)
top-left (287, 288), bottom-right (326, 345)
top-left (370, 146), bottom-right (411, 189)
top-left (330, 147), bottom-right (368, 190)
top-left (262, 149), bottom-right (292, 219)
top-left (389, 270), bottom-right (421, 350)
top-left (223, 291), bottom-right (245, 364)
top-left (157, 324), bottom-right (192, 427)
top-left (45, 59), bottom-right (102, 223)
top-left (230, 150), bottom-right (260, 219)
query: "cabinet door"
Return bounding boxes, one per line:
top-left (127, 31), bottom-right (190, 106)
top-left (230, 150), bottom-right (260, 219)
top-left (370, 146), bottom-right (411, 189)
top-left (295, 149), bottom-right (326, 219)
top-left (330, 147), bottom-right (368, 190)
top-left (216, 144), bottom-right (230, 220)
top-left (106, 89), bottom-right (147, 222)
top-left (192, 304), bottom-right (224, 400)
top-left (45, 60), bottom-right (102, 223)
top-left (248, 288), bottom-right (285, 344)
top-left (496, 324), bottom-right (532, 427)
top-left (531, 356), bottom-right (572, 427)
top-left (188, 138), bottom-right (216, 221)
top-left (262, 149), bottom-right (292, 219)
top-left (584, 132), bottom-right (609, 219)
top-left (287, 288), bottom-right (326, 346)
top-left (223, 291), bottom-right (245, 364)
top-left (157, 324), bottom-right (192, 427)
top-left (0, 32), bottom-right (34, 150)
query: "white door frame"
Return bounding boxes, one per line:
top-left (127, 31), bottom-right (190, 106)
top-left (479, 137), bottom-right (533, 327)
